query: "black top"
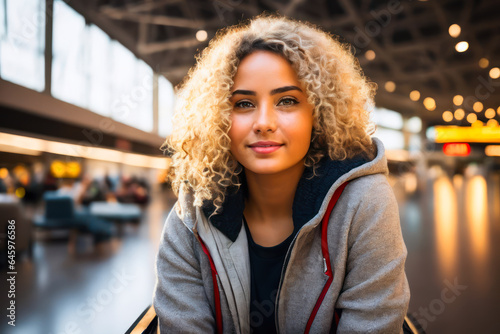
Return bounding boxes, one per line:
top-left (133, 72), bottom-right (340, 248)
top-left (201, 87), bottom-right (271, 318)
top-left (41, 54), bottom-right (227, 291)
top-left (243, 215), bottom-right (297, 334)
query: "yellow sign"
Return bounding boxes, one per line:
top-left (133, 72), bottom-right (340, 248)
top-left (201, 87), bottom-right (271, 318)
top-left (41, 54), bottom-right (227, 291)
top-left (50, 160), bottom-right (82, 178)
top-left (434, 126), bottom-right (500, 143)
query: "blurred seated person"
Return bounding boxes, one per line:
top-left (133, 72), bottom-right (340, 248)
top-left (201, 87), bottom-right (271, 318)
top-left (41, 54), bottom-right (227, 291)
top-left (80, 176), bottom-right (110, 206)
top-left (55, 177), bottom-right (90, 206)
top-left (115, 175), bottom-right (149, 205)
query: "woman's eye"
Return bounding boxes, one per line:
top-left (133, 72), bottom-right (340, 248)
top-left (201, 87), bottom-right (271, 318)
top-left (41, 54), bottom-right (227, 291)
top-left (278, 98), bottom-right (298, 106)
top-left (234, 101), bottom-right (254, 109)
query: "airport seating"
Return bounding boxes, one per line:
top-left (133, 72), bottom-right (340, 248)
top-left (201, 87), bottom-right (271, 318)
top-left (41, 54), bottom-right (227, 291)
top-left (33, 192), bottom-right (112, 243)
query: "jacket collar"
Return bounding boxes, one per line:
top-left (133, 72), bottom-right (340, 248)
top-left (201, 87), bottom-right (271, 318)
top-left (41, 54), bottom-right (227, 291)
top-left (201, 151), bottom-right (371, 242)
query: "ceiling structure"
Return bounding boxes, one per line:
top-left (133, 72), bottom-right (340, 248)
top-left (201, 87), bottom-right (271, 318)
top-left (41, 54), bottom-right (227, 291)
top-left (69, 0), bottom-right (500, 127)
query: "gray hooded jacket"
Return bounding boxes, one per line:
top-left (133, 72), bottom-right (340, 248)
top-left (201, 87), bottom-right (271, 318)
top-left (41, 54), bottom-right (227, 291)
top-left (153, 137), bottom-right (410, 333)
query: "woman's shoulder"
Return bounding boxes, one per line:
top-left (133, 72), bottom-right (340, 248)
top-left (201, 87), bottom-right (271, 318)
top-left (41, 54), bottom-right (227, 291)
top-left (346, 172), bottom-right (392, 196)
top-left (160, 200), bottom-right (199, 245)
top-left (338, 172), bottom-right (395, 210)
top-left (341, 173), bottom-right (401, 238)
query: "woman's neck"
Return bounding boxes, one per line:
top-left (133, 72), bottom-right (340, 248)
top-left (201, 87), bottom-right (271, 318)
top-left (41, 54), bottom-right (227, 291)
top-left (243, 162), bottom-right (305, 225)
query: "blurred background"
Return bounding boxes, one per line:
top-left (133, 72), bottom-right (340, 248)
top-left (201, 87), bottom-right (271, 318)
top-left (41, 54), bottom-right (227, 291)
top-left (0, 0), bottom-right (499, 333)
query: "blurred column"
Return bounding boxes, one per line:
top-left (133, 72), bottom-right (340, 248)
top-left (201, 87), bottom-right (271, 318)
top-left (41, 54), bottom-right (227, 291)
top-left (44, 0), bottom-right (53, 95)
top-left (153, 72), bottom-right (159, 135)
top-left (402, 116), bottom-right (411, 151)
top-left (416, 118), bottom-right (429, 192)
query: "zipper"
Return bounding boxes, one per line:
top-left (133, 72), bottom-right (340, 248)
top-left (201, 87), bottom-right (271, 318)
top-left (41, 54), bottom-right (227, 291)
top-left (274, 225), bottom-right (305, 333)
top-left (275, 181), bottom-right (349, 333)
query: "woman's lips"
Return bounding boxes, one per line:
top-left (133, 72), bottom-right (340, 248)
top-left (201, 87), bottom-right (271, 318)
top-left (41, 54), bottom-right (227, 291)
top-left (248, 141), bottom-right (283, 154)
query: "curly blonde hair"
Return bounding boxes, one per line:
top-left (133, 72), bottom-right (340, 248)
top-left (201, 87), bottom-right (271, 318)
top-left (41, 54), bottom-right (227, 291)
top-left (163, 13), bottom-right (377, 213)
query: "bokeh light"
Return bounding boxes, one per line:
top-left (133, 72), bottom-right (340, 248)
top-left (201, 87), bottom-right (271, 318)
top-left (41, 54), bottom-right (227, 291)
top-left (410, 90), bottom-right (420, 101)
top-left (489, 67), bottom-right (500, 79)
top-left (448, 24), bottom-right (461, 37)
top-left (365, 50), bottom-right (376, 61)
top-left (473, 101), bottom-right (484, 112)
top-left (443, 111), bottom-right (453, 122)
top-left (15, 187), bottom-right (26, 198)
top-left (385, 81), bottom-right (396, 92)
top-left (423, 97), bottom-right (436, 111)
top-left (0, 168), bottom-right (8, 179)
top-left (479, 58), bottom-right (489, 69)
top-left (454, 108), bottom-right (465, 120)
top-left (196, 30), bottom-right (207, 42)
top-left (467, 113), bottom-right (477, 123)
top-left (485, 108), bottom-right (496, 119)
top-left (455, 41), bottom-right (469, 52)
top-left (453, 95), bottom-right (463, 105)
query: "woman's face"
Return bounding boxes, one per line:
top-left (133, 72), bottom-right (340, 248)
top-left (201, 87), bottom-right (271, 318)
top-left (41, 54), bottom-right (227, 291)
top-left (228, 50), bottom-right (314, 176)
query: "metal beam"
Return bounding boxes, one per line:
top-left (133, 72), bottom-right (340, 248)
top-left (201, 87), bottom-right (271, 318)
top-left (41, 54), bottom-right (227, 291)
top-left (100, 6), bottom-right (204, 29)
top-left (124, 0), bottom-right (183, 13)
top-left (337, 0), bottom-right (403, 77)
top-left (138, 37), bottom-right (200, 54)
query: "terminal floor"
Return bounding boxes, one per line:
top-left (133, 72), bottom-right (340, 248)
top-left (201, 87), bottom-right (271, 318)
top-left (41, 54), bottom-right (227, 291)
top-left (1, 170), bottom-right (499, 334)
top-left (0, 188), bottom-right (176, 334)
top-left (398, 170), bottom-right (500, 333)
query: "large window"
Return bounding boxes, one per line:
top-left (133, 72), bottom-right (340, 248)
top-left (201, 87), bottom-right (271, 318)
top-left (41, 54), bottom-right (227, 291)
top-left (109, 42), bottom-right (153, 132)
top-left (51, 0), bottom-right (156, 133)
top-left (51, 0), bottom-right (87, 107)
top-left (373, 107), bottom-right (403, 130)
top-left (372, 108), bottom-right (423, 151)
top-left (0, 0), bottom-right (45, 91)
top-left (1, 0), bottom-right (172, 136)
top-left (88, 24), bottom-right (112, 116)
top-left (406, 116), bottom-right (422, 151)
top-left (158, 75), bottom-right (175, 138)
top-left (374, 127), bottom-right (405, 150)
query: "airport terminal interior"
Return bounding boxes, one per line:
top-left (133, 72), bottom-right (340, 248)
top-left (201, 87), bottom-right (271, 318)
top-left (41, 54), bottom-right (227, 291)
top-left (1, 0), bottom-right (500, 333)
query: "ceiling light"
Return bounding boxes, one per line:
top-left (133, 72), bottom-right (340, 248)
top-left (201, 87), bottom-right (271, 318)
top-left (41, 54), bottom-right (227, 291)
top-left (485, 108), bottom-right (496, 119)
top-left (485, 145), bottom-right (500, 156)
top-left (487, 119), bottom-right (499, 127)
top-left (365, 50), bottom-right (376, 61)
top-left (423, 97), bottom-right (436, 111)
top-left (453, 95), bottom-right (463, 106)
top-left (454, 108), bottom-right (465, 120)
top-left (489, 67), bottom-right (500, 79)
top-left (443, 111), bottom-right (453, 122)
top-left (448, 24), bottom-right (461, 38)
top-left (473, 101), bottom-right (483, 112)
top-left (455, 41), bottom-right (469, 52)
top-left (384, 81), bottom-right (396, 92)
top-left (409, 90), bottom-right (420, 101)
top-left (479, 58), bottom-right (489, 69)
top-left (196, 30), bottom-right (208, 42)
top-left (0, 133), bottom-right (169, 169)
top-left (466, 113), bottom-right (477, 124)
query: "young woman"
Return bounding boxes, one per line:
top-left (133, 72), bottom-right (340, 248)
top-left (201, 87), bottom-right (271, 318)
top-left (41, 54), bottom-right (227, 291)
top-left (153, 14), bottom-right (410, 333)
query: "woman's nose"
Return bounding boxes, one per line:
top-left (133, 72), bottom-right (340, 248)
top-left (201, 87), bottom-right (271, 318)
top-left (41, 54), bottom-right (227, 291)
top-left (253, 103), bottom-right (277, 133)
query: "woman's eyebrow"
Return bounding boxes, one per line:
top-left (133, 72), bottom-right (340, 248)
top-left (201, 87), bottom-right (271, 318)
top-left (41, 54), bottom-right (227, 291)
top-left (230, 85), bottom-right (303, 97)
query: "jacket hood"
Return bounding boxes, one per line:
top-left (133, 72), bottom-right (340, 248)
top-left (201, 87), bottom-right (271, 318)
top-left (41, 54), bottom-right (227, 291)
top-left (179, 137), bottom-right (389, 242)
